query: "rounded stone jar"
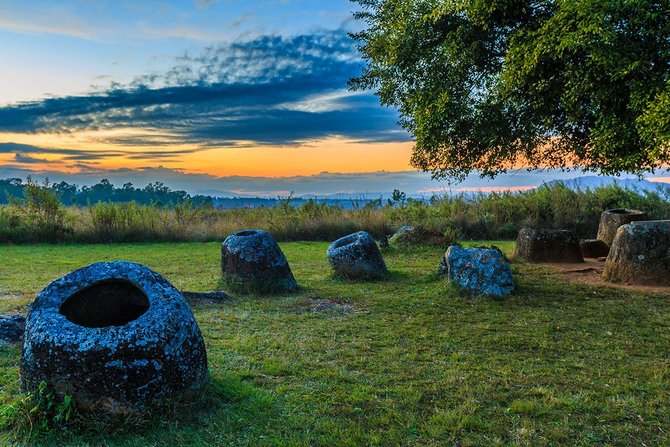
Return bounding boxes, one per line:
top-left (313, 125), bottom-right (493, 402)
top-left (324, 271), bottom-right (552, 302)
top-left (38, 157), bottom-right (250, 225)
top-left (20, 261), bottom-right (208, 414)
top-left (327, 231), bottom-right (388, 280)
top-left (602, 220), bottom-right (670, 286)
top-left (221, 229), bottom-right (298, 294)
top-left (597, 208), bottom-right (648, 247)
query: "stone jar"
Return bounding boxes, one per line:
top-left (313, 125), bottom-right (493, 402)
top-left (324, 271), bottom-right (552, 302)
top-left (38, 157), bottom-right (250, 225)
top-left (597, 209), bottom-right (648, 246)
top-left (327, 231), bottom-right (388, 280)
top-left (514, 228), bottom-right (584, 263)
top-left (603, 220), bottom-right (670, 286)
top-left (441, 245), bottom-right (514, 299)
top-left (221, 229), bottom-right (298, 294)
top-left (21, 261), bottom-right (208, 414)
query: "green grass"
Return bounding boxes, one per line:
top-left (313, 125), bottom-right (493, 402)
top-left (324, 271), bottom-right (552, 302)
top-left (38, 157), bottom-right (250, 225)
top-left (1, 241), bottom-right (669, 446)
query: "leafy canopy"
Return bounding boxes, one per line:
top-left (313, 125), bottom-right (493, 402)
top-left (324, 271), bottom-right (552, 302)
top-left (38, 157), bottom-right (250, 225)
top-left (350, 0), bottom-right (670, 179)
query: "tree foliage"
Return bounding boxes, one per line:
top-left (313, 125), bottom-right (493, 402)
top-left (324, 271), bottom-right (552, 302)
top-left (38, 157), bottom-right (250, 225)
top-left (350, 0), bottom-right (670, 179)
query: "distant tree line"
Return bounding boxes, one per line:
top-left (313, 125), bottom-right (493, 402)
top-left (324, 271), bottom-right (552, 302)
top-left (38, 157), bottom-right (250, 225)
top-left (0, 178), bottom-right (214, 207)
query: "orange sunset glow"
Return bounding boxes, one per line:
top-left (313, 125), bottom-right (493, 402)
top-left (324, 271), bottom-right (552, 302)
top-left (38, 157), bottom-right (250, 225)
top-left (0, 130), bottom-right (414, 177)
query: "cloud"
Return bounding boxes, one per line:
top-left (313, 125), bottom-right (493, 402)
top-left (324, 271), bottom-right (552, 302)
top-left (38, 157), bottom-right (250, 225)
top-left (0, 3), bottom-right (246, 42)
top-left (0, 142), bottom-right (202, 165)
top-left (13, 153), bottom-right (50, 164)
top-left (0, 30), bottom-right (407, 146)
top-left (0, 10), bottom-right (97, 39)
top-left (0, 142), bottom-right (112, 157)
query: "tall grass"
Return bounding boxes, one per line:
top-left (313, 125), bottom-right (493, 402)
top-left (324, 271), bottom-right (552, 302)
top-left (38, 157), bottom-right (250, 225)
top-left (1, 183), bottom-right (668, 244)
top-left (390, 183), bottom-right (670, 240)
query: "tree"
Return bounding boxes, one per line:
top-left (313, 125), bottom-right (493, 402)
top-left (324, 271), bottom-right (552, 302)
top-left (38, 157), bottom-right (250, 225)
top-left (389, 189), bottom-right (407, 207)
top-left (350, 0), bottom-right (670, 180)
top-left (22, 178), bottom-right (65, 232)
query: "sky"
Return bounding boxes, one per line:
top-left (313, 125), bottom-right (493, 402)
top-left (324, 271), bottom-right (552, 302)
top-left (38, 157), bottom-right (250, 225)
top-left (0, 0), bottom-right (663, 196)
top-left (0, 0), bottom-right (419, 187)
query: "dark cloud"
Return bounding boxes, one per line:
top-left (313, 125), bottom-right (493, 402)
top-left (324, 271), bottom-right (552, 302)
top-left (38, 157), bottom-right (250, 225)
top-left (0, 30), bottom-right (408, 146)
top-left (14, 153), bottom-right (50, 164)
top-left (0, 142), bottom-right (202, 165)
top-left (0, 142), bottom-right (126, 159)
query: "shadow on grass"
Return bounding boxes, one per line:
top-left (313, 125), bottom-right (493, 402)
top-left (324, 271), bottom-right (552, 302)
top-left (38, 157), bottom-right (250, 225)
top-left (1, 372), bottom-right (283, 446)
top-left (326, 268), bottom-right (415, 285)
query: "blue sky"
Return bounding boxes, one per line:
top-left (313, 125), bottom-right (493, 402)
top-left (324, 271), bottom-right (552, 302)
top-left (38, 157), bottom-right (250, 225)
top-left (0, 0), bottom-right (357, 104)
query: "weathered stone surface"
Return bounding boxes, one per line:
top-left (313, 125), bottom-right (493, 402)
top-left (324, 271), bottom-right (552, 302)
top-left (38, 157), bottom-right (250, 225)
top-left (514, 228), bottom-right (584, 263)
top-left (603, 220), bottom-right (670, 285)
top-left (0, 315), bottom-right (25, 344)
top-left (597, 208), bottom-right (648, 246)
top-left (327, 231), bottom-right (388, 280)
top-left (221, 229), bottom-right (298, 294)
top-left (21, 261), bottom-right (208, 414)
top-left (389, 225), bottom-right (449, 247)
top-left (388, 225), bottom-right (415, 245)
top-left (441, 245), bottom-right (514, 298)
top-left (580, 239), bottom-right (610, 259)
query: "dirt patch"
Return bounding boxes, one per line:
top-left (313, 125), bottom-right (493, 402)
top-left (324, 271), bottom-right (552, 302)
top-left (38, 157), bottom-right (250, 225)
top-left (0, 290), bottom-right (22, 301)
top-left (294, 297), bottom-right (355, 315)
top-left (310, 299), bottom-right (354, 314)
top-left (538, 259), bottom-right (670, 295)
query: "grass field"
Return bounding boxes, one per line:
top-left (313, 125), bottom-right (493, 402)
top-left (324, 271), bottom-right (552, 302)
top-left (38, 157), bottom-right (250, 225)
top-left (1, 241), bottom-right (669, 446)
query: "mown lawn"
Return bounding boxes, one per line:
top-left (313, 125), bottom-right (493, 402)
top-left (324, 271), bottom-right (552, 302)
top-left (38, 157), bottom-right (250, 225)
top-left (1, 241), bottom-right (669, 446)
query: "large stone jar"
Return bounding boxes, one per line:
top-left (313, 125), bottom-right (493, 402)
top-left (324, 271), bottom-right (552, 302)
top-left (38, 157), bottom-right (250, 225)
top-left (21, 261), bottom-right (208, 414)
top-left (388, 225), bottom-right (449, 247)
top-left (441, 245), bottom-right (514, 299)
top-left (597, 208), bottom-right (648, 246)
top-left (602, 221), bottom-right (670, 286)
top-left (514, 228), bottom-right (584, 263)
top-left (221, 229), bottom-right (298, 294)
top-left (327, 231), bottom-right (388, 280)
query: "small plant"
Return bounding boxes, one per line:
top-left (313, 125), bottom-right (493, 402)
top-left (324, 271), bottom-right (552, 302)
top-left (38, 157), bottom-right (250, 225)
top-left (388, 189), bottom-right (407, 208)
top-left (1, 381), bottom-right (76, 440)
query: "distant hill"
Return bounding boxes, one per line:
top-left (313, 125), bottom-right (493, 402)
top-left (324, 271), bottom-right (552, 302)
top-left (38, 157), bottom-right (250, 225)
top-left (4, 175), bottom-right (670, 210)
top-left (211, 196), bottom-right (386, 210)
top-left (544, 176), bottom-right (670, 196)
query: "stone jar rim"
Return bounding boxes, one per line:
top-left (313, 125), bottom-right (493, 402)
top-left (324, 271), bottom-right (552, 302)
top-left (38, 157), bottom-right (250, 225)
top-left (25, 261), bottom-right (189, 354)
top-left (328, 231), bottom-right (371, 253)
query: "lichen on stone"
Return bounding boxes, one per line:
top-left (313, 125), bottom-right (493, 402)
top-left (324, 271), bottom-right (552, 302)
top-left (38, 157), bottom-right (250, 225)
top-left (442, 245), bottom-right (515, 299)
